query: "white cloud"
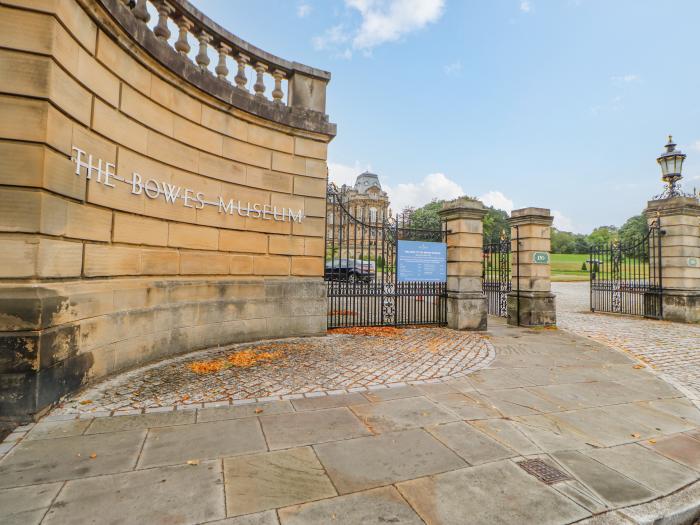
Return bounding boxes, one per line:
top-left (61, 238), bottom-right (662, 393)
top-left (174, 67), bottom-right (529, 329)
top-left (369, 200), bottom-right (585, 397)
top-left (297, 2), bottom-right (312, 18)
top-left (385, 172), bottom-right (463, 211)
top-left (520, 1), bottom-right (532, 13)
top-left (314, 0), bottom-right (444, 55)
top-left (443, 60), bottom-right (463, 76)
top-left (689, 140), bottom-right (700, 152)
top-left (312, 24), bottom-right (351, 50)
top-left (349, 0), bottom-right (445, 50)
top-left (328, 161), bottom-right (370, 187)
top-left (552, 210), bottom-right (575, 232)
top-left (611, 74), bottom-right (640, 84)
top-left (479, 191), bottom-right (514, 213)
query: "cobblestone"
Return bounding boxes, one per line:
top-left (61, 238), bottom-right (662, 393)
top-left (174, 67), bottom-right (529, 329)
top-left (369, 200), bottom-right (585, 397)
top-left (555, 282), bottom-right (700, 405)
top-left (52, 328), bottom-right (495, 416)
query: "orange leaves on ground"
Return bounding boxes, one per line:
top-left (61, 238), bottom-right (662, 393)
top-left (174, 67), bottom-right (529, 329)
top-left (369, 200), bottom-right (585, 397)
top-left (329, 326), bottom-right (405, 337)
top-left (329, 310), bottom-right (357, 316)
top-left (188, 347), bottom-right (287, 374)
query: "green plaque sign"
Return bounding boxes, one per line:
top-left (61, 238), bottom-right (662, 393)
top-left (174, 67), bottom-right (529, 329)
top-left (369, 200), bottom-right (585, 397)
top-left (533, 252), bottom-right (549, 264)
top-left (689, 257), bottom-right (698, 267)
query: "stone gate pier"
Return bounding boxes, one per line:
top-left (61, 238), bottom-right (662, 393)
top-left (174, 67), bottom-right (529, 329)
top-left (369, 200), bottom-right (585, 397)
top-left (645, 196), bottom-right (700, 323)
top-left (0, 0), bottom-right (335, 420)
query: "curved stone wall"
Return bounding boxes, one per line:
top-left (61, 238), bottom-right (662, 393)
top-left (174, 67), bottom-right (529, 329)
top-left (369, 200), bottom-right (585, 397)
top-left (0, 0), bottom-right (335, 420)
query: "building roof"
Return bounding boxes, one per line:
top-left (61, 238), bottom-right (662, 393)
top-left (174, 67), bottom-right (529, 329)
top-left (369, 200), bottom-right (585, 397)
top-left (354, 171), bottom-right (382, 194)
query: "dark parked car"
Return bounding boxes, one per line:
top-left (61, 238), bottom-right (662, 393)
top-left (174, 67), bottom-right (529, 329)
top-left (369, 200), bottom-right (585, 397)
top-left (325, 259), bottom-right (376, 282)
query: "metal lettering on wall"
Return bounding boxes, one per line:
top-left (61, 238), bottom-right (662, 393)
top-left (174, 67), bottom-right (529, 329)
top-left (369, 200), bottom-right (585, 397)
top-left (72, 146), bottom-right (305, 222)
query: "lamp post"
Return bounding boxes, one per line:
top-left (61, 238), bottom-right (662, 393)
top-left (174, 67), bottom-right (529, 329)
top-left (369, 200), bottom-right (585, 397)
top-left (655, 135), bottom-right (688, 199)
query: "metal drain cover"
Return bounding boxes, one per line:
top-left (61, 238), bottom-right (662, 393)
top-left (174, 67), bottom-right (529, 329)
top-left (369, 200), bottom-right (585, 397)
top-left (517, 459), bottom-right (571, 484)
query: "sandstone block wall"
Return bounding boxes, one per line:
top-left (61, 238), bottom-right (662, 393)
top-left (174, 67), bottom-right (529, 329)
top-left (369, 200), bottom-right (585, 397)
top-left (0, 0), bottom-right (335, 420)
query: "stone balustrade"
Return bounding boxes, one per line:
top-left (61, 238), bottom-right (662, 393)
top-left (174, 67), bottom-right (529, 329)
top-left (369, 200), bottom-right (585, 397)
top-left (103, 0), bottom-right (334, 133)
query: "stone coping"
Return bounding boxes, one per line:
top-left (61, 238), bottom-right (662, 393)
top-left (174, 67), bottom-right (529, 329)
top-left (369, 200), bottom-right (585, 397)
top-left (95, 0), bottom-right (337, 135)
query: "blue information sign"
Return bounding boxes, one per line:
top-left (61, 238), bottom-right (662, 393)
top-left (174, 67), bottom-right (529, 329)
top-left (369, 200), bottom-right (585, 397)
top-left (397, 240), bottom-right (447, 282)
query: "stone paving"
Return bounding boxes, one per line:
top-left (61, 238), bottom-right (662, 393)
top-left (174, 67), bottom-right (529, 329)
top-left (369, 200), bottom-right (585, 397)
top-left (2, 320), bottom-right (700, 524)
top-left (51, 328), bottom-right (495, 415)
top-left (555, 282), bottom-right (700, 406)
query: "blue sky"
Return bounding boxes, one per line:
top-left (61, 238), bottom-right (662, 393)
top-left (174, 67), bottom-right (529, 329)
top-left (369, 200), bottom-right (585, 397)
top-left (192, 0), bottom-right (700, 233)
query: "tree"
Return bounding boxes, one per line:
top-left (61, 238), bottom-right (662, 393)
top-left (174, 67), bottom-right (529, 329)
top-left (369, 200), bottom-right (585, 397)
top-left (482, 207), bottom-right (510, 244)
top-left (619, 214), bottom-right (647, 246)
top-left (588, 226), bottom-right (619, 247)
top-left (407, 200), bottom-right (442, 231)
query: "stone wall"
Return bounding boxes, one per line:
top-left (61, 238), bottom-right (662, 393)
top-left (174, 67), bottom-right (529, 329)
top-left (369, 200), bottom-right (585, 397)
top-left (0, 0), bottom-right (335, 420)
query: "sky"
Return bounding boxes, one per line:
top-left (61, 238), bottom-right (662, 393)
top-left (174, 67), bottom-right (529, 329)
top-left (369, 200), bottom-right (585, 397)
top-left (191, 0), bottom-right (700, 234)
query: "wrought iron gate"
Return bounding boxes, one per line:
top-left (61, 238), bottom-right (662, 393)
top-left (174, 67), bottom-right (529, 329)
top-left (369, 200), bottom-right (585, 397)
top-left (590, 220), bottom-right (663, 318)
top-left (483, 236), bottom-right (511, 317)
top-left (325, 185), bottom-right (447, 328)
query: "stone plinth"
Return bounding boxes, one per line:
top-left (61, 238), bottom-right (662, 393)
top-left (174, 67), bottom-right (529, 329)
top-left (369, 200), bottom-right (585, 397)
top-left (645, 196), bottom-right (700, 323)
top-left (438, 199), bottom-right (487, 330)
top-left (507, 208), bottom-right (556, 327)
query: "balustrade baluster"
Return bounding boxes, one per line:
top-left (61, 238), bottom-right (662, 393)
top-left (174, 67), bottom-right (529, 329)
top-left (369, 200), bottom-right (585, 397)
top-left (215, 43), bottom-right (231, 80)
top-left (174, 17), bottom-right (192, 55)
top-left (153, 1), bottom-right (173, 41)
top-left (196, 31), bottom-right (212, 71)
top-left (272, 69), bottom-right (285, 104)
top-left (132, 0), bottom-right (150, 22)
top-left (254, 62), bottom-right (267, 98)
top-left (234, 53), bottom-right (250, 91)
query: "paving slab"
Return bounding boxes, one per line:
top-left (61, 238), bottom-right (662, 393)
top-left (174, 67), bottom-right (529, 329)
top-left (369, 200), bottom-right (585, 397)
top-left (552, 450), bottom-right (656, 507)
top-left (138, 418), bottom-right (267, 468)
top-left (647, 398), bottom-right (700, 426)
top-left (0, 430), bottom-right (145, 489)
top-left (349, 396), bottom-right (457, 433)
top-left (223, 447), bottom-right (336, 516)
top-left (514, 414), bottom-right (599, 451)
top-left (414, 382), bottom-right (459, 396)
top-left (469, 418), bottom-right (541, 455)
top-left (0, 482), bottom-right (63, 525)
top-left (397, 460), bottom-right (591, 525)
top-left (553, 479), bottom-right (610, 514)
top-left (260, 407), bottom-right (370, 450)
top-left (290, 393), bottom-right (368, 411)
top-left (85, 410), bottom-right (195, 434)
top-left (362, 385), bottom-right (422, 402)
top-left (467, 368), bottom-right (537, 390)
top-left (478, 387), bottom-right (561, 416)
top-left (619, 480), bottom-right (700, 525)
top-left (584, 443), bottom-right (698, 494)
top-left (555, 407), bottom-right (657, 446)
top-left (24, 419), bottom-right (91, 441)
top-left (197, 401), bottom-right (293, 423)
top-left (41, 461), bottom-right (225, 525)
top-left (429, 391), bottom-right (502, 420)
top-left (314, 428), bottom-right (465, 494)
top-left (618, 378), bottom-right (684, 400)
top-left (642, 433), bottom-right (700, 470)
top-left (427, 421), bottom-right (515, 465)
top-left (206, 511), bottom-right (280, 525)
top-left (278, 486), bottom-right (423, 525)
top-left (599, 402), bottom-right (695, 436)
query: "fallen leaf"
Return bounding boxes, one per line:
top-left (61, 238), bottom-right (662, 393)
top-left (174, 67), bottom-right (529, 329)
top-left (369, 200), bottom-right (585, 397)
top-left (630, 433), bottom-right (640, 438)
top-left (79, 400), bottom-right (93, 405)
top-left (89, 453), bottom-right (97, 459)
top-left (648, 439), bottom-right (656, 444)
top-left (181, 394), bottom-right (190, 402)
top-left (254, 408), bottom-right (263, 414)
top-left (186, 459), bottom-right (200, 466)
top-left (633, 364), bottom-right (646, 369)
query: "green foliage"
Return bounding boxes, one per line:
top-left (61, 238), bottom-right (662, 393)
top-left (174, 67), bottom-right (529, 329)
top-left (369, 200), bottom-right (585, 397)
top-left (619, 214), bottom-right (647, 246)
top-left (408, 200), bottom-right (443, 231)
top-left (588, 225), bottom-right (619, 246)
top-left (551, 229), bottom-right (590, 254)
top-left (581, 262), bottom-right (587, 271)
top-left (483, 207), bottom-right (510, 244)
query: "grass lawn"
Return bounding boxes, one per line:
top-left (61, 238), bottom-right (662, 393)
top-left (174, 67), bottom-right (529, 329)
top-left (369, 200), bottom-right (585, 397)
top-left (551, 253), bottom-right (589, 282)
